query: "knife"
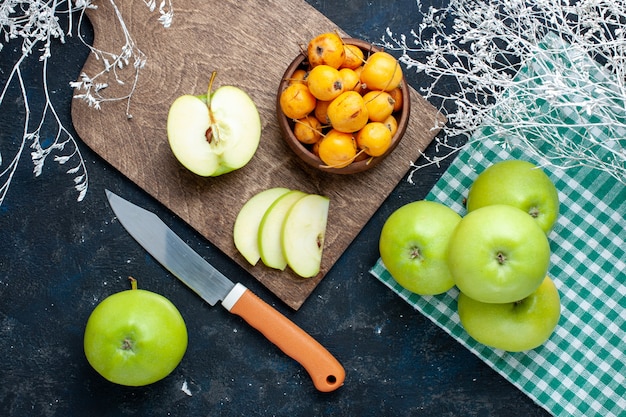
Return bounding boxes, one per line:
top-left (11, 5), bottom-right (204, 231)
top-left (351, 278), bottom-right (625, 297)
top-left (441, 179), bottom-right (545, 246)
top-left (105, 190), bottom-right (345, 392)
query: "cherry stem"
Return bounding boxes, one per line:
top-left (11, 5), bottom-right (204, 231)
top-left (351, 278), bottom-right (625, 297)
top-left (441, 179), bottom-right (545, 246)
top-left (297, 43), bottom-right (307, 57)
top-left (319, 148), bottom-right (371, 169)
top-left (293, 118), bottom-right (318, 130)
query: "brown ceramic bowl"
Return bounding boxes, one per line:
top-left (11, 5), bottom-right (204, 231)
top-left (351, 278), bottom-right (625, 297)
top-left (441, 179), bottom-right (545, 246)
top-left (276, 38), bottom-right (410, 174)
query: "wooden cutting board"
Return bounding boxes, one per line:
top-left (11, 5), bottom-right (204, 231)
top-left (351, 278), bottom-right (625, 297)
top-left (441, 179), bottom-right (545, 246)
top-left (71, 0), bottom-right (445, 310)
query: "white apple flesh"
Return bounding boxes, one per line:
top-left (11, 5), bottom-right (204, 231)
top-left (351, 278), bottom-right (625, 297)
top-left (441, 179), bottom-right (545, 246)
top-left (167, 85), bottom-right (261, 177)
top-left (458, 276), bottom-right (561, 352)
top-left (466, 159), bottom-right (560, 234)
top-left (282, 194), bottom-right (330, 278)
top-left (258, 190), bottom-right (307, 270)
top-left (379, 200), bottom-right (462, 295)
top-left (448, 204), bottom-right (551, 304)
top-left (234, 187), bottom-right (291, 266)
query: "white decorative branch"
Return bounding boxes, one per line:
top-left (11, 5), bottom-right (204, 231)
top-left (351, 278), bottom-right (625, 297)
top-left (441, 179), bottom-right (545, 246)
top-left (381, 0), bottom-right (625, 184)
top-left (0, 0), bottom-right (173, 206)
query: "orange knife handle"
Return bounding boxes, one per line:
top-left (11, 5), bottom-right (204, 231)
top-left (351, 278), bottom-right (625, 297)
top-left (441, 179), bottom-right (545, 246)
top-left (222, 283), bottom-right (345, 392)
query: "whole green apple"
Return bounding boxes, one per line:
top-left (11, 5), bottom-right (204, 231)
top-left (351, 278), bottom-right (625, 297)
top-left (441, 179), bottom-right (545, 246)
top-left (448, 204), bottom-right (550, 304)
top-left (84, 280), bottom-right (188, 386)
top-left (167, 72), bottom-right (261, 177)
top-left (379, 200), bottom-right (462, 295)
top-left (466, 159), bottom-right (560, 234)
top-left (458, 276), bottom-right (561, 351)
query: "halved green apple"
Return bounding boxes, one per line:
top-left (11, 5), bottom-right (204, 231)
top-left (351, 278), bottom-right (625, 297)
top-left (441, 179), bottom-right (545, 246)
top-left (258, 190), bottom-right (307, 270)
top-left (166, 73), bottom-right (261, 177)
top-left (282, 194), bottom-right (330, 278)
top-left (233, 187), bottom-right (290, 266)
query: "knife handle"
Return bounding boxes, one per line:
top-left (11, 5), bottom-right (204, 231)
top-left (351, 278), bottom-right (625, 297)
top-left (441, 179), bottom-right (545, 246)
top-left (222, 283), bottom-right (345, 392)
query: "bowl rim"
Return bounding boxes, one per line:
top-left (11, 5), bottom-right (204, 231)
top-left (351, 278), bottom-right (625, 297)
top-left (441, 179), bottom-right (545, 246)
top-left (276, 37), bottom-right (411, 175)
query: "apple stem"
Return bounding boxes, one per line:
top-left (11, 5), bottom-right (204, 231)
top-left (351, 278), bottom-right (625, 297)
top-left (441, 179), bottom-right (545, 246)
top-left (207, 71), bottom-right (217, 102)
top-left (496, 252), bottom-right (507, 264)
top-left (409, 246), bottom-right (422, 260)
top-left (206, 71), bottom-right (219, 145)
top-left (129, 276), bottom-right (138, 290)
top-left (121, 338), bottom-right (133, 351)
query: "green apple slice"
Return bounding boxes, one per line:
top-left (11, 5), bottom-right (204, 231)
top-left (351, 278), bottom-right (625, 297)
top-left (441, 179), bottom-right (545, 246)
top-left (233, 187), bottom-right (291, 266)
top-left (258, 190), bottom-right (308, 270)
top-left (281, 194), bottom-right (330, 278)
top-left (166, 83), bottom-right (261, 177)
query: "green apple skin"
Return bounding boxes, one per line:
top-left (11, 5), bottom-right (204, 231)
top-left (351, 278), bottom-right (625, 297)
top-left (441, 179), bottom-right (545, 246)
top-left (282, 194), bottom-right (330, 278)
top-left (234, 187), bottom-right (291, 266)
top-left (448, 204), bottom-right (550, 304)
top-left (458, 276), bottom-right (561, 352)
top-left (84, 289), bottom-right (188, 386)
top-left (379, 200), bottom-right (462, 295)
top-left (466, 159), bottom-right (560, 234)
top-left (167, 85), bottom-right (261, 177)
top-left (258, 190), bottom-right (307, 270)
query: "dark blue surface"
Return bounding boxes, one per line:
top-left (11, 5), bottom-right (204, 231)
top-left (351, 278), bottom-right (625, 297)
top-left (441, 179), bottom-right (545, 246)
top-left (0, 2), bottom-right (551, 416)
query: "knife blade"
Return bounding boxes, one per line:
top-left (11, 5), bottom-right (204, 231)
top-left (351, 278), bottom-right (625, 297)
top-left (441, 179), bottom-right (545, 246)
top-left (105, 190), bottom-right (345, 392)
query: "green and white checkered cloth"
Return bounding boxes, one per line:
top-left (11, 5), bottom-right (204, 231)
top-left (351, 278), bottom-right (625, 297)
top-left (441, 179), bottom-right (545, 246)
top-left (371, 33), bottom-right (625, 417)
